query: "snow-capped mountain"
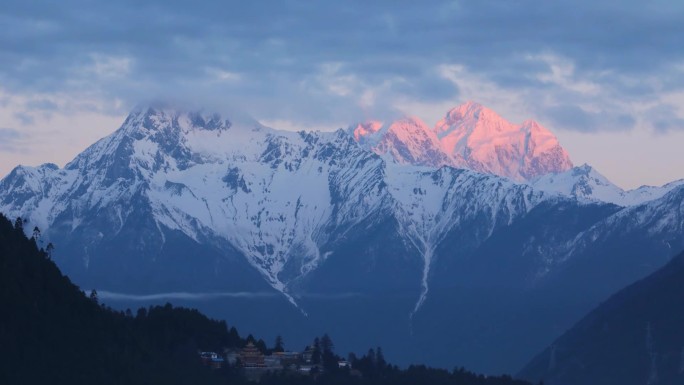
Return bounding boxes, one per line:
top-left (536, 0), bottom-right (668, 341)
top-left (435, 102), bottom-right (574, 181)
top-left (1, 103), bottom-right (683, 374)
top-left (0, 105), bottom-right (551, 308)
top-left (1, 106), bottom-right (392, 304)
top-left (529, 164), bottom-right (684, 206)
top-left (347, 100), bottom-right (678, 207)
top-left (351, 118), bottom-right (454, 167)
top-left (352, 101), bottom-right (574, 182)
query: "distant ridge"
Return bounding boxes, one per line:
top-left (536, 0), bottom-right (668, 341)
top-left (352, 101), bottom-right (574, 181)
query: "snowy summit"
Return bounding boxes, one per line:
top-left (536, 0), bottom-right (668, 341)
top-left (352, 101), bottom-right (574, 182)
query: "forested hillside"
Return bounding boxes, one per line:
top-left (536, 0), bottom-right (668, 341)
top-left (520, 250), bottom-right (684, 385)
top-left (0, 213), bottom-right (242, 385)
top-left (0, 212), bottom-right (532, 385)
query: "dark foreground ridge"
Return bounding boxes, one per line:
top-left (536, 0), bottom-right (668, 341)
top-left (0, 213), bottom-right (239, 385)
top-left (0, 213), bottom-right (531, 385)
top-left (520, 249), bottom-right (684, 385)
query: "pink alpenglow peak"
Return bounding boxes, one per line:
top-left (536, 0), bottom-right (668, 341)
top-left (353, 117), bottom-right (454, 167)
top-left (352, 102), bottom-right (574, 181)
top-left (434, 102), bottom-right (574, 181)
top-left (352, 121), bottom-right (384, 143)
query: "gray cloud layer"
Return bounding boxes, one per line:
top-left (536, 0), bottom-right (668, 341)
top-left (0, 128), bottom-right (27, 152)
top-left (98, 291), bottom-right (279, 301)
top-left (98, 291), bottom-right (363, 301)
top-left (1, 0), bottom-right (684, 131)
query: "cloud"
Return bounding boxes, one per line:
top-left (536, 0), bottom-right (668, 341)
top-left (543, 105), bottom-right (636, 133)
top-left (25, 98), bottom-right (58, 111)
top-left (97, 291), bottom-right (279, 301)
top-left (97, 290), bottom-right (364, 302)
top-left (653, 118), bottom-right (684, 133)
top-left (0, 128), bottom-right (28, 152)
top-left (647, 104), bottom-right (684, 133)
top-left (0, 0), bottom-right (683, 132)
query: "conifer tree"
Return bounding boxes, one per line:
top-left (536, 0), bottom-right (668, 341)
top-left (46, 243), bottom-right (54, 259)
top-left (367, 348), bottom-right (376, 364)
top-left (321, 333), bottom-right (334, 354)
top-left (646, 322), bottom-right (658, 385)
top-left (90, 289), bottom-right (99, 304)
top-left (548, 344), bottom-right (557, 371)
top-left (274, 335), bottom-right (284, 352)
top-left (312, 337), bottom-right (322, 364)
top-left (376, 346), bottom-right (386, 369)
top-left (14, 217), bottom-right (23, 231)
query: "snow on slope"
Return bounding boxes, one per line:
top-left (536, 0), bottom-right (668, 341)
top-left (3, 104), bottom-right (681, 314)
top-left (352, 117), bottom-right (455, 167)
top-left (530, 164), bottom-right (684, 206)
top-left (351, 102), bottom-right (678, 207)
top-left (0, 105), bottom-right (555, 312)
top-left (384, 163), bottom-right (544, 315)
top-left (93, 107), bottom-right (392, 305)
top-left (434, 103), bottom-right (573, 181)
top-left (0, 163), bottom-right (79, 232)
top-left (559, 183), bottom-right (684, 269)
top-left (1, 107), bottom-right (391, 306)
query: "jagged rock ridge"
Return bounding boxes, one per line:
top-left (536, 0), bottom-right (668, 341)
top-left (352, 101), bottom-right (573, 182)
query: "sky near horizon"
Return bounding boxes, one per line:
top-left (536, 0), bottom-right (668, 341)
top-left (1, 0), bottom-right (683, 189)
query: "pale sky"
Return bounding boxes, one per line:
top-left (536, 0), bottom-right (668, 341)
top-left (1, 1), bottom-right (684, 189)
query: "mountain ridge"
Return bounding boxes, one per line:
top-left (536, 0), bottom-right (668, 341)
top-left (0, 106), bottom-right (553, 311)
top-left (353, 101), bottom-right (574, 182)
top-left (2, 103), bottom-right (684, 373)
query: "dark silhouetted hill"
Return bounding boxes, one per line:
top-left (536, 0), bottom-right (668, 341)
top-left (0, 213), bottom-right (244, 385)
top-left (520, 250), bottom-right (684, 385)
